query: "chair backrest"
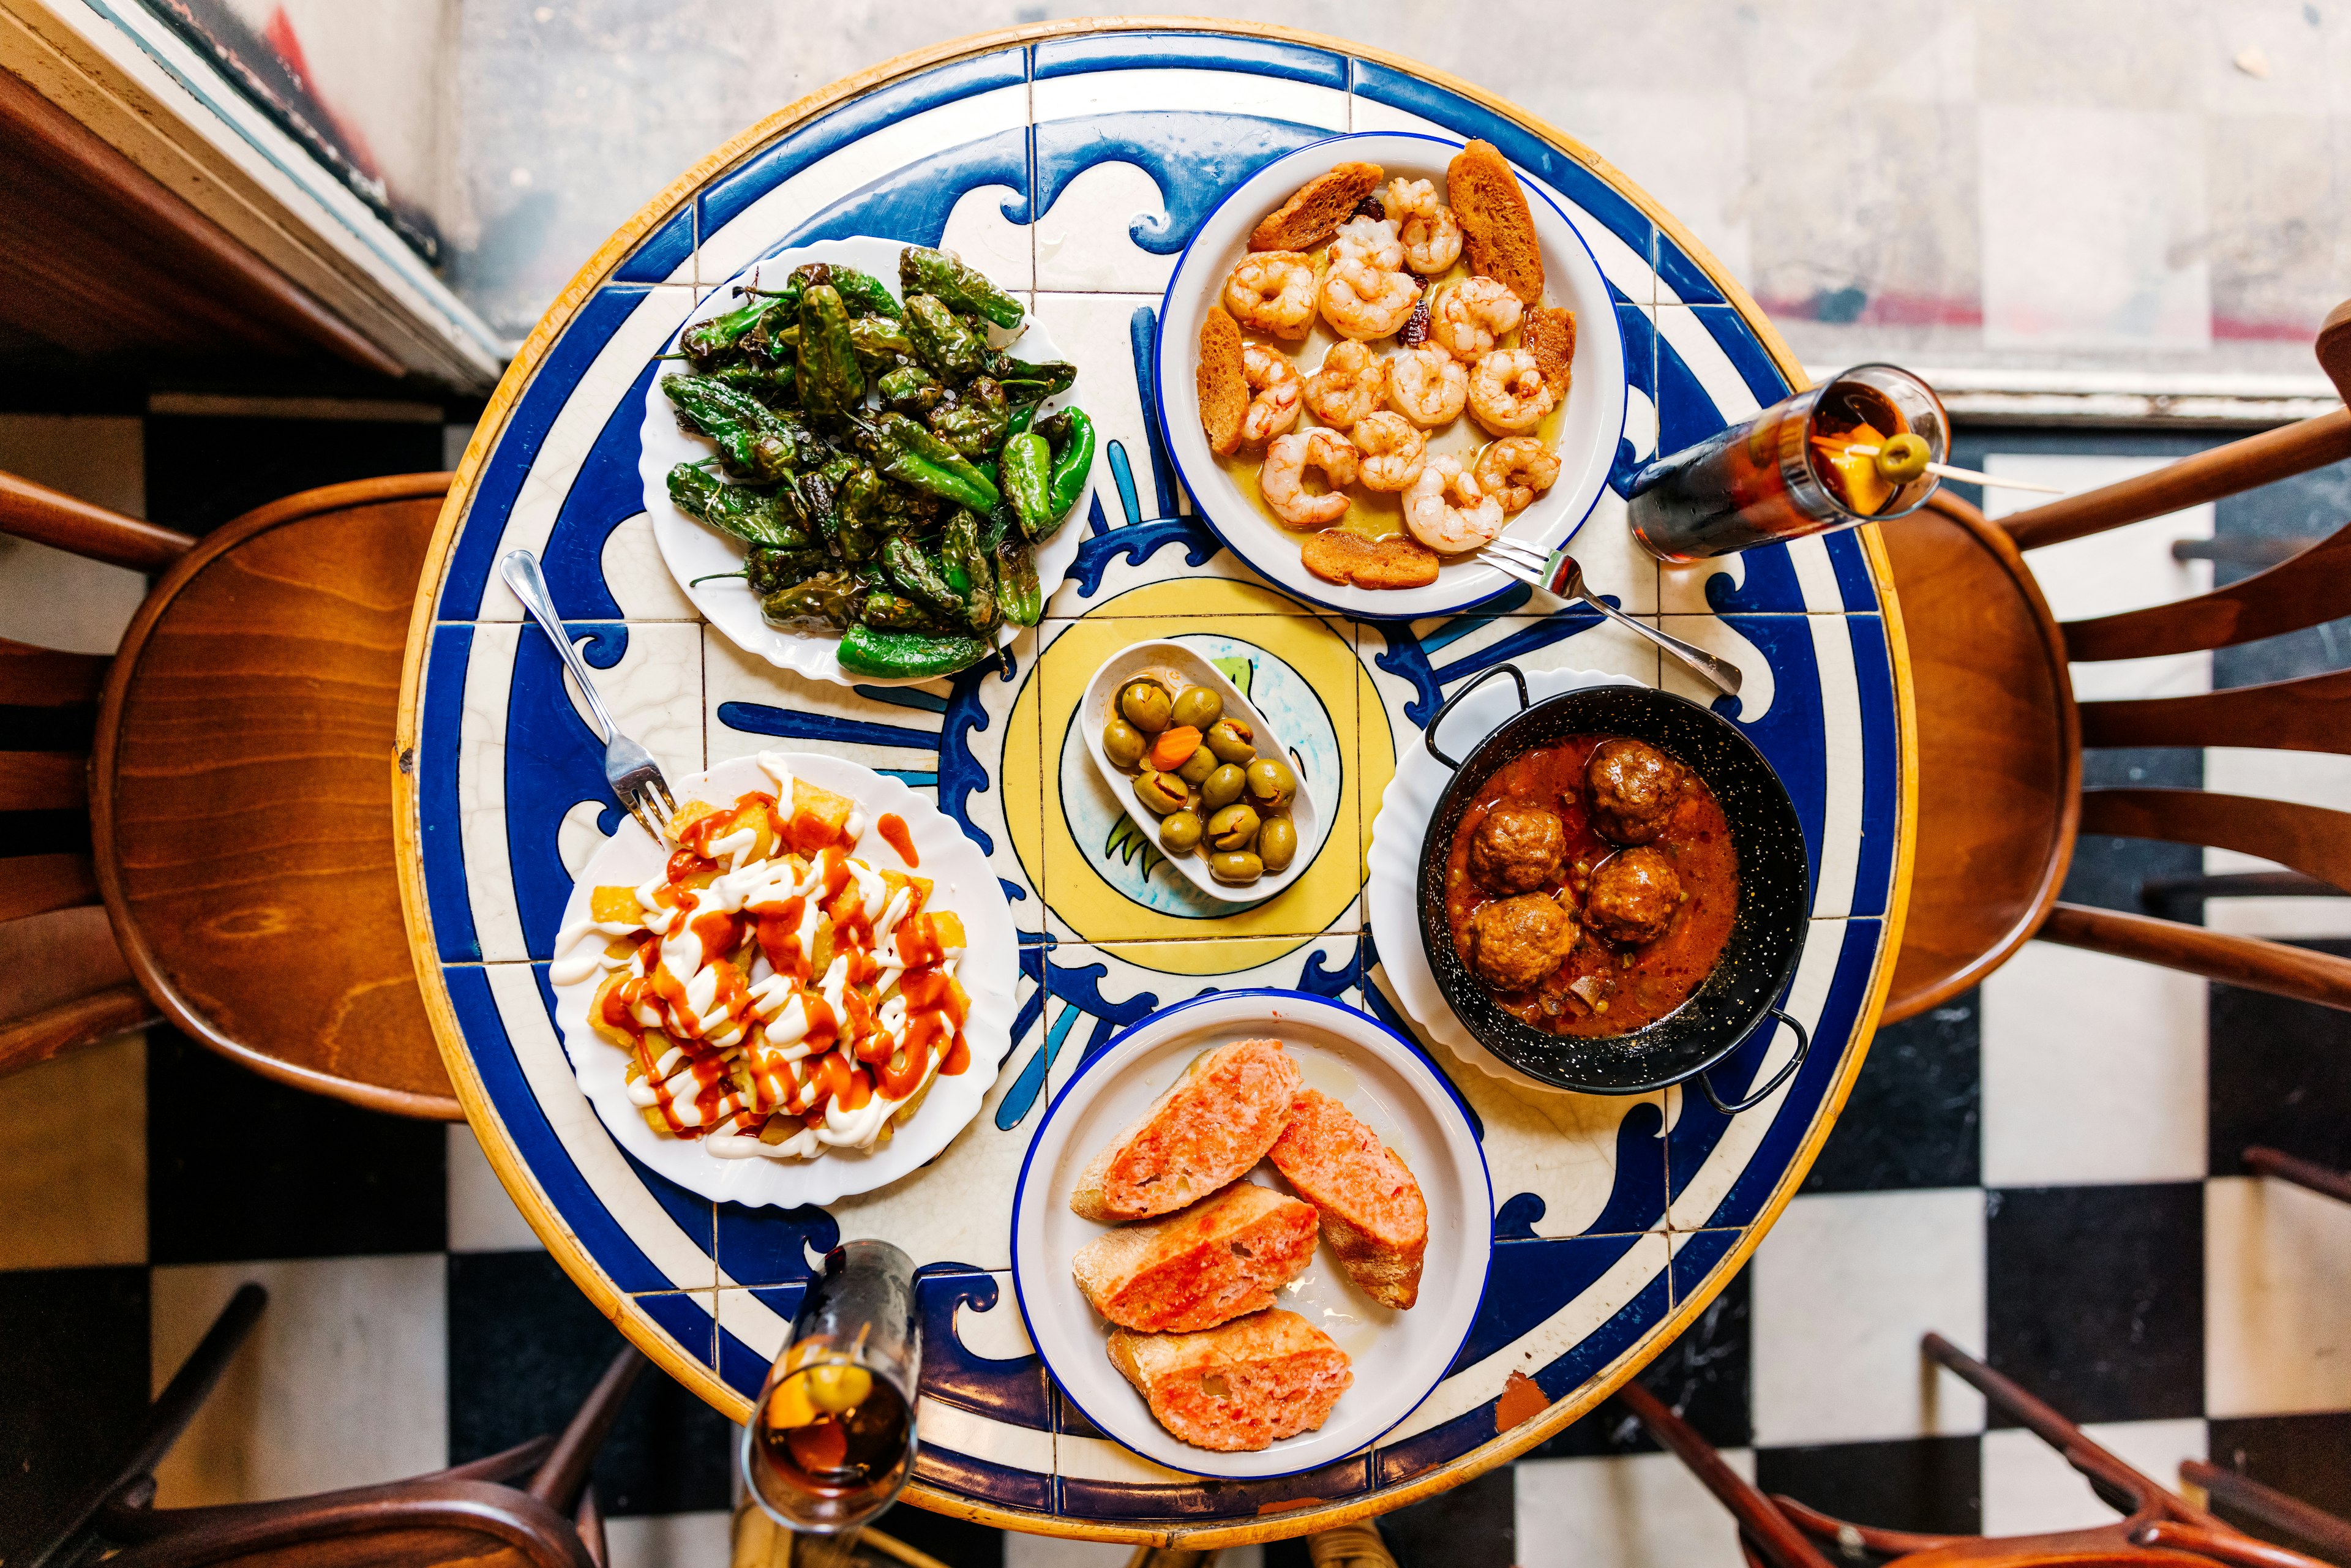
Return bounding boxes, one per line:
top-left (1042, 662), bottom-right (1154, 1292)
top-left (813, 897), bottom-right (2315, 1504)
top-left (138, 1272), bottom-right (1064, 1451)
top-left (0, 468), bottom-right (461, 1116)
top-left (1967, 309), bottom-right (2351, 1012)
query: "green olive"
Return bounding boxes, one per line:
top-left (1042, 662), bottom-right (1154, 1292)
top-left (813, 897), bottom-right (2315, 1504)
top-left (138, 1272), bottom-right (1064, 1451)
top-left (1176, 746), bottom-right (1220, 786)
top-left (1201, 763), bottom-right (1247, 811)
top-left (1210, 850), bottom-right (1265, 885)
top-left (1205, 717), bottom-right (1256, 765)
top-left (1244, 757), bottom-right (1297, 809)
top-left (1102, 718), bottom-right (1147, 770)
top-left (1256, 815), bottom-right (1299, 872)
top-left (1171, 685), bottom-right (1223, 730)
top-left (1133, 768), bottom-right (1188, 816)
top-left (1207, 803), bottom-right (1261, 852)
top-left (1159, 809), bottom-right (1204, 853)
top-left (1118, 680), bottom-right (1172, 734)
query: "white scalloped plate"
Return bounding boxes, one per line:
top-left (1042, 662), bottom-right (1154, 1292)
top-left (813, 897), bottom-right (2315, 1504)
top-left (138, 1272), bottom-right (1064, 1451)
top-left (1365, 665), bottom-right (1646, 1090)
top-left (639, 236), bottom-right (1094, 687)
top-left (550, 752), bottom-right (1018, 1208)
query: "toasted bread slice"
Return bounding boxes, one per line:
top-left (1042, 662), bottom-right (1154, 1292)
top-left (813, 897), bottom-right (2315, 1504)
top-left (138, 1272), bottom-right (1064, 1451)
top-left (1249, 161), bottom-right (1383, 253)
top-left (1300, 528), bottom-right (1439, 591)
top-left (1447, 140), bottom-right (1545, 304)
top-left (1073, 1183), bottom-right (1318, 1333)
top-left (1108, 1308), bottom-right (1352, 1451)
top-left (1269, 1089), bottom-right (1429, 1308)
top-left (1071, 1037), bottom-right (1303, 1222)
top-left (1198, 307), bottom-right (1250, 457)
top-left (1524, 306), bottom-right (1577, 397)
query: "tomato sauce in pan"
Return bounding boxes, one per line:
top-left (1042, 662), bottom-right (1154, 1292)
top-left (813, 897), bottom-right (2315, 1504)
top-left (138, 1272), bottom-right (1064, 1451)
top-left (1443, 734), bottom-right (1739, 1037)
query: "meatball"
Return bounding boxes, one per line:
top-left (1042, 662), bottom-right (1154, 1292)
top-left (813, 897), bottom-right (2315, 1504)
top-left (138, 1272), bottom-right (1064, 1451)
top-left (1464, 894), bottom-right (1581, 991)
top-left (1585, 738), bottom-right (1685, 845)
top-left (1585, 847), bottom-right (1682, 945)
top-left (1468, 801), bottom-right (1567, 893)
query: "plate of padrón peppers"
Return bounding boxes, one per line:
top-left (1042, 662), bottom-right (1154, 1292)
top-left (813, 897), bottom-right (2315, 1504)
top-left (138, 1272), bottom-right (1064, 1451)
top-left (639, 235), bottom-right (1097, 685)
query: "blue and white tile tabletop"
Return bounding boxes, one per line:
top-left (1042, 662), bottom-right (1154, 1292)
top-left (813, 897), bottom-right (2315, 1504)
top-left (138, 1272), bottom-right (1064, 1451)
top-left (393, 23), bottom-right (1914, 1548)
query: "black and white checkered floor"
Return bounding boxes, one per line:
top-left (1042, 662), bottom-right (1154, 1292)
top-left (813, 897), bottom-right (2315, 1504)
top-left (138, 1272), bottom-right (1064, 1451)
top-left (3, 413), bottom-right (2345, 1568)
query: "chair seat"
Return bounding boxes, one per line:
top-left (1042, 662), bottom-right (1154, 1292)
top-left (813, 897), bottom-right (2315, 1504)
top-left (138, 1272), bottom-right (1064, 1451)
top-left (94, 476), bottom-right (457, 1116)
top-left (1876, 498), bottom-right (2081, 1023)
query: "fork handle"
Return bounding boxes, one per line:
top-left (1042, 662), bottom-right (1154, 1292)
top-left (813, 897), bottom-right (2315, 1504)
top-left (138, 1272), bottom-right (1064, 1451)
top-left (501, 549), bottom-right (621, 743)
top-left (1576, 590), bottom-right (1745, 698)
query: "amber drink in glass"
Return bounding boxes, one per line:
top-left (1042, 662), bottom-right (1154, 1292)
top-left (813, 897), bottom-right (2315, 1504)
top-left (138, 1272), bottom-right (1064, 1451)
top-left (741, 1239), bottom-right (920, 1534)
top-left (1627, 363), bottom-right (1948, 561)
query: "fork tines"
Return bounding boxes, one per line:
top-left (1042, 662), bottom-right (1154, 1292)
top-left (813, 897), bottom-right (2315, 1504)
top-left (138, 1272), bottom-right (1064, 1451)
top-left (1478, 535), bottom-right (1556, 592)
top-left (618, 768), bottom-right (678, 846)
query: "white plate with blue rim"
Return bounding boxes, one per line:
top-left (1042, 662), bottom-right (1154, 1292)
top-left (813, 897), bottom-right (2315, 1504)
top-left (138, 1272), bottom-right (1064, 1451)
top-left (1153, 132), bottom-right (1627, 621)
top-left (1010, 989), bottom-right (1491, 1479)
top-left (639, 235), bottom-right (1095, 686)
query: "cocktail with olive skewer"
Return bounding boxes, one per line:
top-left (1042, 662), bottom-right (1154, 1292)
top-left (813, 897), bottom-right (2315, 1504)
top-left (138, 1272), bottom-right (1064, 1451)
top-left (1101, 674), bottom-right (1300, 889)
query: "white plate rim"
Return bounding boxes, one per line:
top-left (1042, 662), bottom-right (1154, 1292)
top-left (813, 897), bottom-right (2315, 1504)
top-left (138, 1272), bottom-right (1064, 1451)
top-left (1077, 638), bottom-right (1323, 907)
top-left (639, 234), bottom-right (1095, 687)
top-left (1152, 130), bottom-right (1629, 621)
top-left (549, 751), bottom-right (1019, 1209)
top-left (1007, 988), bottom-right (1494, 1480)
top-left (1365, 664), bottom-right (1648, 1090)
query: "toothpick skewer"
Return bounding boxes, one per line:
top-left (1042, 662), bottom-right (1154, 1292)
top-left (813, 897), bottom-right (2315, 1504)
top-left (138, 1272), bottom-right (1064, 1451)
top-left (1839, 443), bottom-right (2068, 495)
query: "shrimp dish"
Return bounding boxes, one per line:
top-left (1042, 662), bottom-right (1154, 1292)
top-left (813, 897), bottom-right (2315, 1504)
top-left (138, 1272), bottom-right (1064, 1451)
top-left (1196, 146), bottom-right (1575, 591)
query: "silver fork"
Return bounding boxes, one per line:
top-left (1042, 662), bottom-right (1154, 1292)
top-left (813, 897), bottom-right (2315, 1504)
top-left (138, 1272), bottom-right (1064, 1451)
top-left (500, 548), bottom-right (680, 845)
top-left (1479, 536), bottom-right (1744, 699)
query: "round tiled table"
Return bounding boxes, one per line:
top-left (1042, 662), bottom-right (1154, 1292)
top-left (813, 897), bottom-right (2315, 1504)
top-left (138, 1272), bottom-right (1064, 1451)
top-left (394, 21), bottom-right (1915, 1548)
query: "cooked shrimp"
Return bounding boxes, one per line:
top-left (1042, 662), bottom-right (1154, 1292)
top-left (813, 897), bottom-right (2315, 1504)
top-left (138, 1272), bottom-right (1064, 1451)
top-left (1382, 177), bottom-right (1463, 276)
top-left (1403, 455), bottom-right (1505, 553)
top-left (1431, 277), bottom-right (1524, 361)
top-left (1259, 428), bottom-right (1360, 527)
top-left (1468, 348), bottom-right (1557, 435)
top-left (1352, 412), bottom-right (1428, 492)
top-left (1224, 251), bottom-right (1316, 339)
top-left (1475, 437), bottom-right (1562, 514)
top-left (1387, 347), bottom-right (1469, 427)
top-left (1302, 341), bottom-right (1387, 427)
top-left (1331, 215), bottom-right (1405, 274)
top-left (1321, 255), bottom-right (1420, 340)
top-left (1240, 343), bottom-right (1303, 445)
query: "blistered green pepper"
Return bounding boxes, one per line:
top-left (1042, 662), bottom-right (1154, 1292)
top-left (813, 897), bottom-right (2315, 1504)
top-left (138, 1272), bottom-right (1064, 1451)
top-left (680, 294), bottom-right (783, 362)
top-left (877, 364), bottom-right (945, 418)
top-left (852, 413), bottom-right (1000, 514)
top-left (858, 590), bottom-right (942, 631)
top-left (1000, 430), bottom-right (1052, 540)
top-left (761, 569), bottom-right (860, 631)
top-left (846, 315), bottom-right (915, 369)
top-left (882, 535), bottom-right (965, 626)
top-left (902, 294), bottom-right (988, 380)
top-left (929, 378), bottom-right (1010, 461)
top-left (994, 531), bottom-right (1042, 626)
top-left (661, 375), bottom-right (806, 482)
top-left (795, 284), bottom-right (865, 419)
top-left (1038, 407), bottom-right (1096, 524)
top-left (837, 624), bottom-right (991, 679)
top-left (991, 356), bottom-right (1078, 406)
top-left (689, 546), bottom-right (830, 596)
top-left (940, 509), bottom-right (998, 636)
top-left (899, 245), bottom-right (1025, 330)
top-left (710, 360), bottom-right (797, 408)
top-left (789, 261), bottom-right (901, 320)
top-left (667, 463), bottom-right (813, 550)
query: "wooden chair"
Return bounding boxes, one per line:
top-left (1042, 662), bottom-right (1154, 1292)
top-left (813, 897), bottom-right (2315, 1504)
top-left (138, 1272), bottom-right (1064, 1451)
top-left (28, 1283), bottom-right (643, 1568)
top-left (1620, 1330), bottom-right (2332, 1568)
top-left (0, 468), bottom-right (460, 1117)
top-left (1878, 300), bottom-right (2351, 1021)
top-left (2181, 1461), bottom-right (2351, 1568)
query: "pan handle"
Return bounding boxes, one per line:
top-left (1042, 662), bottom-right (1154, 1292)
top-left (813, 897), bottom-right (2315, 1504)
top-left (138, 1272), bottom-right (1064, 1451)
top-left (1699, 1008), bottom-right (1810, 1116)
top-left (1424, 663), bottom-right (1529, 770)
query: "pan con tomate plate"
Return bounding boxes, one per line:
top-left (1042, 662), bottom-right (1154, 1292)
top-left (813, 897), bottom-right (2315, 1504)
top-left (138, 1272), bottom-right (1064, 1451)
top-left (549, 751), bottom-right (1019, 1208)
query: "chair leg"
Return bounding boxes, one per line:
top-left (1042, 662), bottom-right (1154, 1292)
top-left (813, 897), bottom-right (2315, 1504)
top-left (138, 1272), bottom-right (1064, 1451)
top-left (2186, 1459), bottom-right (2351, 1567)
top-left (1922, 1332), bottom-right (2204, 1527)
top-left (528, 1344), bottom-right (647, 1514)
top-left (574, 1483), bottom-right (606, 1568)
top-left (24, 1282), bottom-right (268, 1568)
top-left (1615, 1381), bottom-right (1835, 1568)
top-left (2244, 1147), bottom-right (2351, 1206)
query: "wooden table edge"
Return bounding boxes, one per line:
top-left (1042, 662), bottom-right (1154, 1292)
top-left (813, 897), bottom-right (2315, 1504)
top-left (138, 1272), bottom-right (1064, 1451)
top-left (389, 17), bottom-right (1921, 1547)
